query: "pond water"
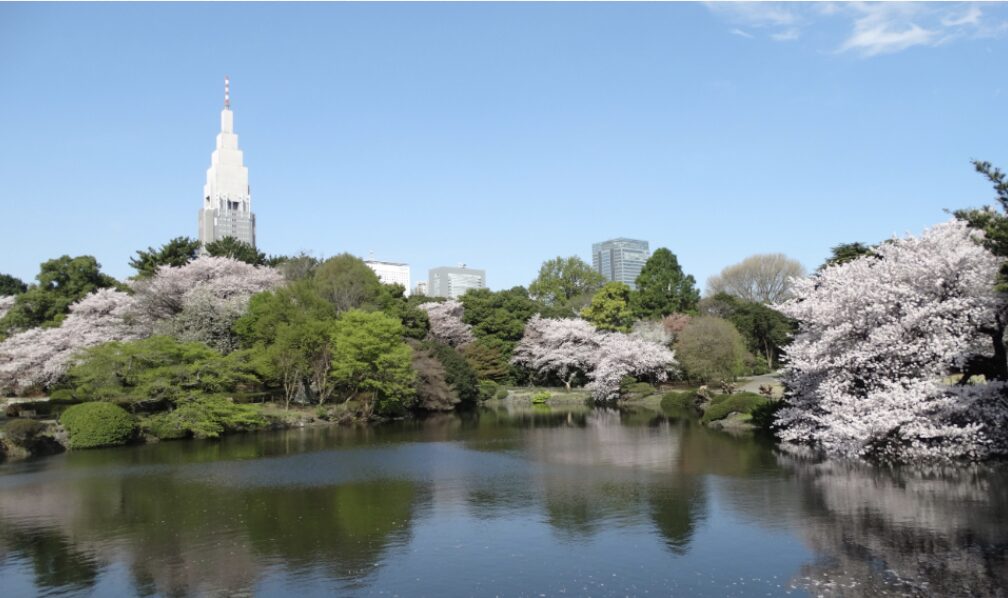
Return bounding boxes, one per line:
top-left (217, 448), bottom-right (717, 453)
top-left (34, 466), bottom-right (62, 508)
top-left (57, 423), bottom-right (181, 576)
top-left (0, 403), bottom-right (1005, 597)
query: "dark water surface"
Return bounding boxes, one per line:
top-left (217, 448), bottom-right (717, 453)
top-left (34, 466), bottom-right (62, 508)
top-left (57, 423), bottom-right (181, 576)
top-left (1, 404), bottom-right (1006, 597)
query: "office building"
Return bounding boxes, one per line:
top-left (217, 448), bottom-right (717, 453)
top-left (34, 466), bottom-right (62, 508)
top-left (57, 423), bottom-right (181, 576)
top-left (428, 265), bottom-right (485, 299)
top-left (591, 238), bottom-right (650, 289)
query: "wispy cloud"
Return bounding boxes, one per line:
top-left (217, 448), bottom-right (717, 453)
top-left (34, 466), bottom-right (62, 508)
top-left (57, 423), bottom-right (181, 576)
top-left (704, 1), bottom-right (1005, 57)
top-left (731, 28), bottom-right (754, 39)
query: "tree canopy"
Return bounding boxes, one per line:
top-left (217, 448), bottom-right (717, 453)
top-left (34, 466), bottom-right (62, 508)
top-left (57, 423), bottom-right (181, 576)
top-left (632, 248), bottom-right (700, 318)
top-left (0, 273), bottom-right (27, 296)
top-left (129, 236), bottom-right (202, 278)
top-left (204, 236), bottom-right (267, 266)
top-left (528, 256), bottom-right (605, 313)
top-left (581, 282), bottom-right (634, 332)
top-left (706, 253), bottom-right (805, 305)
top-left (313, 254), bottom-right (384, 312)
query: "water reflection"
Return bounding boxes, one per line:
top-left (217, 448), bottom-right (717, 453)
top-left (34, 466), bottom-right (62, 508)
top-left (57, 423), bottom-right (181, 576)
top-left (0, 406), bottom-right (1005, 596)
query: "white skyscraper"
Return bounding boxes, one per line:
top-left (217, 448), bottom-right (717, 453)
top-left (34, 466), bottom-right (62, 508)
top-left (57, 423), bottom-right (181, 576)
top-left (365, 260), bottom-right (411, 295)
top-left (199, 77), bottom-right (256, 248)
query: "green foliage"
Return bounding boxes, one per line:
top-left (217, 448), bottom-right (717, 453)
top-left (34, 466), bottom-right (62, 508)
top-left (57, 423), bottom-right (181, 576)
top-left (0, 255), bottom-right (120, 334)
top-left (329, 310), bottom-right (415, 415)
top-left (377, 284), bottom-right (430, 340)
top-left (475, 377), bottom-right (499, 401)
top-left (0, 273), bottom-right (27, 295)
top-left (531, 390), bottom-right (550, 404)
top-left (313, 254), bottom-right (385, 312)
top-left (632, 248), bottom-right (700, 318)
top-left (700, 293), bottom-right (794, 370)
top-left (459, 287), bottom-right (543, 356)
top-left (955, 160), bottom-right (1008, 291)
top-left (3, 419), bottom-right (47, 447)
top-left (422, 340), bottom-right (480, 407)
top-left (204, 236), bottom-right (266, 265)
top-left (819, 242), bottom-right (877, 271)
top-left (60, 402), bottom-right (135, 449)
top-left (236, 281), bottom-right (338, 348)
top-left (674, 316), bottom-right (747, 383)
top-left (701, 392), bottom-right (769, 424)
top-left (143, 396), bottom-right (267, 440)
top-left (462, 338), bottom-right (511, 382)
top-left (63, 336), bottom-right (258, 407)
top-left (267, 252), bottom-right (321, 281)
top-left (581, 282), bottom-right (634, 332)
top-left (528, 256), bottom-right (605, 313)
top-left (621, 381), bottom-right (658, 400)
top-left (129, 236), bottom-right (201, 278)
top-left (660, 391), bottom-right (695, 412)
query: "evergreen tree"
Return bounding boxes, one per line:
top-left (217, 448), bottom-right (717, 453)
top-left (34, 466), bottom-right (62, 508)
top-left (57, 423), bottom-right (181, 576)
top-left (632, 248), bottom-right (700, 318)
top-left (129, 236), bottom-right (202, 278)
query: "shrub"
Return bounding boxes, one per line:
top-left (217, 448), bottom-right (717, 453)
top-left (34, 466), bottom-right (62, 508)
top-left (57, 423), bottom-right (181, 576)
top-left (60, 402), bottom-right (135, 449)
top-left (494, 386), bottom-right (509, 400)
top-left (674, 316), bottom-right (747, 383)
top-left (145, 395), bottom-right (268, 440)
top-left (478, 380), bottom-right (501, 402)
top-left (621, 381), bottom-right (657, 400)
top-left (3, 419), bottom-right (46, 447)
top-left (423, 341), bottom-right (479, 407)
top-left (701, 392), bottom-right (769, 424)
top-left (531, 390), bottom-right (550, 404)
top-left (660, 391), bottom-right (695, 412)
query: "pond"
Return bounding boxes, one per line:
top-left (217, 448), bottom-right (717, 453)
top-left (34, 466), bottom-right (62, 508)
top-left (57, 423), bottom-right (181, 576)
top-left (0, 403), bottom-right (1005, 597)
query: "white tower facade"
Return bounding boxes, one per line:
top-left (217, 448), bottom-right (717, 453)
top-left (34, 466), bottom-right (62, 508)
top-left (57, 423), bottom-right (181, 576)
top-left (199, 77), bottom-right (256, 248)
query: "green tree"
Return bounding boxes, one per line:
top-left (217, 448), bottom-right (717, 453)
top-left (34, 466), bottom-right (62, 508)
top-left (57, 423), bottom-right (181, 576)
top-left (377, 283), bottom-right (430, 340)
top-left (313, 254), bottom-right (384, 312)
top-left (236, 280), bottom-right (338, 348)
top-left (129, 236), bottom-right (202, 278)
top-left (267, 251), bottom-right (321, 281)
top-left (62, 336), bottom-right (258, 408)
top-left (818, 242), bottom-right (877, 271)
top-left (204, 236), bottom-right (267, 265)
top-left (632, 248), bottom-right (700, 318)
top-left (581, 282), bottom-right (634, 332)
top-left (0, 255), bottom-right (120, 335)
top-left (459, 287), bottom-right (544, 356)
top-left (528, 256), bottom-right (605, 313)
top-left (673, 316), bottom-right (747, 383)
top-left (0, 273), bottom-right (27, 295)
top-left (422, 340), bottom-right (480, 406)
top-left (329, 310), bottom-right (415, 415)
top-left (956, 160), bottom-right (1008, 291)
top-left (700, 293), bottom-right (794, 369)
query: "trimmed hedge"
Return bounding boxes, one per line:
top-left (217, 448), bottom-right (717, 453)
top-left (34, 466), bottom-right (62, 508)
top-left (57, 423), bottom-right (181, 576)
top-left (142, 395), bottom-right (268, 440)
top-left (701, 392), bottom-right (769, 424)
top-left (531, 391), bottom-right (550, 404)
top-left (60, 402), bottom-right (135, 449)
top-left (660, 391), bottom-right (695, 412)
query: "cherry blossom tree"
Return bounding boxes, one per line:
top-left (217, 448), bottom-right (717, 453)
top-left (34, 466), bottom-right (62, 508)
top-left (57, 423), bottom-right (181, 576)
top-left (589, 332), bottom-right (677, 401)
top-left (418, 300), bottom-right (474, 348)
top-left (777, 220), bottom-right (1008, 462)
top-left (512, 315), bottom-right (677, 400)
top-left (0, 289), bottom-right (143, 394)
top-left (130, 256), bottom-right (283, 350)
top-left (511, 315), bottom-right (600, 390)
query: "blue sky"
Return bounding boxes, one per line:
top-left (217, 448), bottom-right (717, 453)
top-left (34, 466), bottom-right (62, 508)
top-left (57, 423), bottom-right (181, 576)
top-left (2, 2), bottom-right (1007, 291)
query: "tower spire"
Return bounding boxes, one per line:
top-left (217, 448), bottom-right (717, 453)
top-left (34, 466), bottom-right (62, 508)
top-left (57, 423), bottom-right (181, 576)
top-left (224, 76), bottom-right (230, 110)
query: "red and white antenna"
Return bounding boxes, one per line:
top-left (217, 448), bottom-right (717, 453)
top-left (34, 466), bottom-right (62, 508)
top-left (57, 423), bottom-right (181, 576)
top-left (224, 76), bottom-right (230, 109)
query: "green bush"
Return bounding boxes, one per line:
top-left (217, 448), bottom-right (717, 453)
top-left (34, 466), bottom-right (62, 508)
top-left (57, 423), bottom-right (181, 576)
top-left (660, 391), bottom-right (695, 412)
top-left (478, 380), bottom-right (501, 402)
top-left (622, 381), bottom-right (657, 400)
top-left (494, 386), bottom-right (509, 401)
top-left (60, 402), bottom-right (135, 449)
top-left (143, 396), bottom-right (268, 440)
top-left (531, 391), bottom-right (550, 404)
top-left (3, 419), bottom-right (47, 447)
top-left (701, 392), bottom-right (769, 424)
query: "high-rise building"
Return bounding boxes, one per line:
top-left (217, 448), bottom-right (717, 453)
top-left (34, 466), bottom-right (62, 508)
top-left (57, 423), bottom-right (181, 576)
top-left (413, 281), bottom-right (428, 296)
top-left (198, 77), bottom-right (256, 248)
top-left (365, 260), bottom-right (411, 295)
top-left (428, 265), bottom-right (486, 299)
top-left (592, 238), bottom-right (650, 289)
